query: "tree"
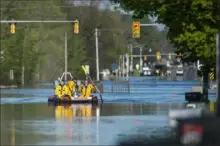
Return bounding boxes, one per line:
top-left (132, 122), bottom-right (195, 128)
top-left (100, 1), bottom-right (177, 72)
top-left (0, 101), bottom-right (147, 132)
top-left (68, 35), bottom-right (88, 79)
top-left (113, 0), bottom-right (220, 100)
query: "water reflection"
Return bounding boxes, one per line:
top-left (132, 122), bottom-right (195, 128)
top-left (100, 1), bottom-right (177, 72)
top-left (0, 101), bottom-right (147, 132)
top-left (11, 119), bottom-right (15, 145)
top-left (2, 102), bottom-right (216, 145)
top-left (53, 104), bottom-right (100, 145)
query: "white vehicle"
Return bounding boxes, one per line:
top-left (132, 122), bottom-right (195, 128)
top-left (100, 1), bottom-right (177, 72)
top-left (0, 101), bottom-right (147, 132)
top-left (167, 70), bottom-right (171, 76)
top-left (176, 64), bottom-right (183, 75)
top-left (100, 69), bottom-right (111, 80)
top-left (176, 68), bottom-right (183, 75)
top-left (142, 66), bottom-right (151, 76)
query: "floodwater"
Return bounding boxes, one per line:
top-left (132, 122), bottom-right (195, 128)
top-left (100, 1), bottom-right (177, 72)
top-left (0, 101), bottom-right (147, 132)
top-left (0, 79), bottom-right (217, 145)
top-left (1, 102), bottom-right (185, 145)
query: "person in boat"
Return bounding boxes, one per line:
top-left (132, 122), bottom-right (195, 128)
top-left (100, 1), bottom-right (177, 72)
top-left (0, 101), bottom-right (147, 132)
top-left (80, 80), bottom-right (96, 98)
top-left (53, 77), bottom-right (61, 89)
top-left (54, 80), bottom-right (64, 99)
top-left (66, 77), bottom-right (79, 97)
top-left (61, 80), bottom-right (72, 100)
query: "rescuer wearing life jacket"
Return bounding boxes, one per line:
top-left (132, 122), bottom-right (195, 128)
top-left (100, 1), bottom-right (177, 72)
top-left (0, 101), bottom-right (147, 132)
top-left (61, 82), bottom-right (72, 100)
top-left (53, 77), bottom-right (61, 89)
top-left (66, 77), bottom-right (77, 95)
top-left (54, 80), bottom-right (64, 99)
top-left (80, 80), bottom-right (95, 98)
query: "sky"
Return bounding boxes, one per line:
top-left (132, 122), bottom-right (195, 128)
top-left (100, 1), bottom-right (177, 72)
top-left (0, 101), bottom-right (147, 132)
top-left (99, 1), bottom-right (166, 31)
top-left (71, 0), bottom-right (166, 31)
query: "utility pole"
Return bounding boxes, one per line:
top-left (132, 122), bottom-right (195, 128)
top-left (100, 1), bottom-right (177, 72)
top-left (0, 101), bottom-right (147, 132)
top-left (216, 31), bottom-right (220, 117)
top-left (140, 47), bottom-right (142, 73)
top-left (130, 44), bottom-right (133, 75)
top-left (95, 28), bottom-right (100, 81)
top-left (122, 55), bottom-right (125, 77)
top-left (64, 33), bottom-right (68, 81)
top-left (21, 32), bottom-right (26, 87)
top-left (126, 53), bottom-right (129, 80)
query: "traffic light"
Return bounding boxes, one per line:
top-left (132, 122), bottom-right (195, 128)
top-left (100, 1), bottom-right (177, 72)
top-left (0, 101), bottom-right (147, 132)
top-left (73, 20), bottom-right (79, 34)
top-left (156, 51), bottom-right (160, 57)
top-left (178, 52), bottom-right (182, 56)
top-left (132, 22), bottom-right (140, 38)
top-left (9, 23), bottom-right (16, 35)
top-left (168, 53), bottom-right (172, 60)
top-left (156, 51), bottom-right (161, 60)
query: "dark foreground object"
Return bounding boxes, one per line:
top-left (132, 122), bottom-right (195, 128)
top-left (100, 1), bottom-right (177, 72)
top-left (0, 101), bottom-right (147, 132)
top-left (185, 92), bottom-right (203, 102)
top-left (48, 95), bottom-right (98, 105)
top-left (118, 116), bottom-right (220, 146)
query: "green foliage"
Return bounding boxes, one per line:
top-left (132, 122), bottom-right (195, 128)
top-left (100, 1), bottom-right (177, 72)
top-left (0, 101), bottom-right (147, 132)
top-left (1, 0), bottom-right (174, 85)
top-left (113, 0), bottom-right (220, 75)
top-left (68, 36), bottom-right (88, 79)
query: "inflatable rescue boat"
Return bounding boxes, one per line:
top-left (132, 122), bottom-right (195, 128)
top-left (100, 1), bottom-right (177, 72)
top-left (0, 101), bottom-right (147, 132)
top-left (50, 71), bottom-right (102, 105)
top-left (48, 95), bottom-right (98, 104)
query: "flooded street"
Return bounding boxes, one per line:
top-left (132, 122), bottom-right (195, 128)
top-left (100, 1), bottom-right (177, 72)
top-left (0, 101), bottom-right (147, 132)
top-left (1, 102), bottom-right (186, 145)
top-left (0, 79), bottom-right (217, 145)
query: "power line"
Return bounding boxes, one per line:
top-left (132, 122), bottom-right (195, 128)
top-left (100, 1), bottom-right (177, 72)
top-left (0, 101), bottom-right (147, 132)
top-left (0, 20), bottom-right (77, 23)
top-left (0, 6), bottom-right (78, 10)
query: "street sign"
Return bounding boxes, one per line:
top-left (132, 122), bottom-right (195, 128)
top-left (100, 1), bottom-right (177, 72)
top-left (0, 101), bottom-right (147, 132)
top-left (132, 22), bottom-right (140, 38)
top-left (210, 72), bottom-right (214, 80)
top-left (85, 65), bottom-right (90, 74)
top-left (112, 63), bottom-right (117, 71)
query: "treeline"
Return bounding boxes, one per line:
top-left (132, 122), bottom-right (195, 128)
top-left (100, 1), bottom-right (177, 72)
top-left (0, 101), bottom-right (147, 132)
top-left (113, 0), bottom-right (220, 100)
top-left (0, 0), bottom-right (173, 86)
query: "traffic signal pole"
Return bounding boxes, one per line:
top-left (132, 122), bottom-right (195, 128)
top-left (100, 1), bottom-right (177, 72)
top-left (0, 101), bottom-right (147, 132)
top-left (64, 33), bottom-right (68, 81)
top-left (0, 20), bottom-right (76, 23)
top-left (216, 31), bottom-right (220, 117)
top-left (95, 28), bottom-right (100, 81)
top-left (1, 20), bottom-right (78, 84)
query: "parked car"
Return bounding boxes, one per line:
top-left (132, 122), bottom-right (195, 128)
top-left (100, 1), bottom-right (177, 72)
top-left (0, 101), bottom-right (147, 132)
top-left (100, 69), bottom-right (110, 80)
top-left (176, 64), bottom-right (183, 75)
top-left (141, 66), bottom-right (151, 76)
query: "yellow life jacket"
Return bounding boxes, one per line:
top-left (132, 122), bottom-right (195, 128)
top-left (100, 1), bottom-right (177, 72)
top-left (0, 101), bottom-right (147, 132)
top-left (80, 84), bottom-right (95, 98)
top-left (55, 85), bottom-right (62, 99)
top-left (66, 81), bottom-right (75, 92)
top-left (62, 85), bottom-right (72, 97)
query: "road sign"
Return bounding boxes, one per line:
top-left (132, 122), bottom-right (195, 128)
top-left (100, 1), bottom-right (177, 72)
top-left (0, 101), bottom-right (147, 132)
top-left (112, 63), bottom-right (117, 71)
top-left (210, 72), bottom-right (214, 80)
top-left (85, 65), bottom-right (90, 74)
top-left (132, 22), bottom-right (140, 38)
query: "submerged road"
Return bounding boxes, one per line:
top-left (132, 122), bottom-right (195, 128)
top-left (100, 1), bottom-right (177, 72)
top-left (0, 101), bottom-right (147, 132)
top-left (1, 77), bottom-right (216, 104)
top-left (0, 77), bottom-right (217, 145)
